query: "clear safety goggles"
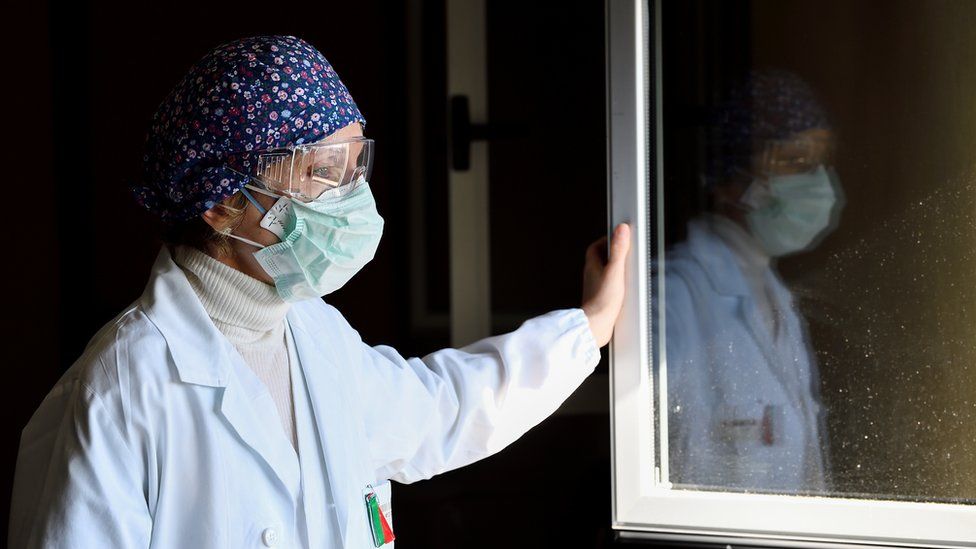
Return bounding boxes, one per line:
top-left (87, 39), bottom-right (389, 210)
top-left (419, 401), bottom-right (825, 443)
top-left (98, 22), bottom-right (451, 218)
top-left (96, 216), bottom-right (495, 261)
top-left (233, 136), bottom-right (374, 202)
top-left (754, 136), bottom-right (835, 177)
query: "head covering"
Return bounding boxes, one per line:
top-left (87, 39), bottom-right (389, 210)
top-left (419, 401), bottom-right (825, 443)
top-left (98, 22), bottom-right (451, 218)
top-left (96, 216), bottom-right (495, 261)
top-left (135, 35), bottom-right (366, 223)
top-left (707, 69), bottom-right (830, 184)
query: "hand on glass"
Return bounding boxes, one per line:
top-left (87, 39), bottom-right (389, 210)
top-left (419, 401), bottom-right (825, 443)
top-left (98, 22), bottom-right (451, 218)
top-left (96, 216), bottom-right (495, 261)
top-left (581, 223), bottom-right (631, 347)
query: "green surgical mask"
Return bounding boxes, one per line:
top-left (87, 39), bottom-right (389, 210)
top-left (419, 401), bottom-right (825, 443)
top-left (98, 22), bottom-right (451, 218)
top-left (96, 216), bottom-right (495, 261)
top-left (743, 165), bottom-right (840, 257)
top-left (225, 179), bottom-right (385, 301)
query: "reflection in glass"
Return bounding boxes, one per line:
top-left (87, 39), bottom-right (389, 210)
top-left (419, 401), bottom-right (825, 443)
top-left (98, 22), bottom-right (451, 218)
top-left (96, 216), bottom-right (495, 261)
top-left (658, 0), bottom-right (976, 503)
top-left (665, 70), bottom-right (841, 493)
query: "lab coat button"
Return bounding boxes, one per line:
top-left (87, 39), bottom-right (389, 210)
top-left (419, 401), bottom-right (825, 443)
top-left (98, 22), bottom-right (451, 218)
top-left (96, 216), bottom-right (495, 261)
top-left (261, 527), bottom-right (279, 547)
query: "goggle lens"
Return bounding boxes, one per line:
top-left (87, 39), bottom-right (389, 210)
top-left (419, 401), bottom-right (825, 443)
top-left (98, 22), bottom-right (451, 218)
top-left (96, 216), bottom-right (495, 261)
top-left (252, 137), bottom-right (373, 202)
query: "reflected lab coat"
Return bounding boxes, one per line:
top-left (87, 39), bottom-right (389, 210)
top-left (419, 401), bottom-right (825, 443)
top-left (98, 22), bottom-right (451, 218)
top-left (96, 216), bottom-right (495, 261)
top-left (9, 247), bottom-right (600, 548)
top-left (664, 218), bottom-right (828, 492)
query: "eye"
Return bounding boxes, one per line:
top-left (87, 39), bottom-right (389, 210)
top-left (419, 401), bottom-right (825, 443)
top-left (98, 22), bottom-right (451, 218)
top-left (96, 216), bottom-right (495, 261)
top-left (311, 164), bottom-right (344, 186)
top-left (768, 154), bottom-right (815, 174)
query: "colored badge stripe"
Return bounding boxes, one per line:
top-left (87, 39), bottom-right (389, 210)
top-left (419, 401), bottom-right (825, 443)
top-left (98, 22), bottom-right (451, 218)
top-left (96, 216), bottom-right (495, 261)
top-left (366, 493), bottom-right (385, 546)
top-left (365, 485), bottom-right (396, 547)
top-left (378, 503), bottom-right (395, 544)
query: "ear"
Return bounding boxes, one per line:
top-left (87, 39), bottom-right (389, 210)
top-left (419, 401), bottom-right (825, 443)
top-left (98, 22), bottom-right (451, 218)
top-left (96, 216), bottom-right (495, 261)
top-left (201, 205), bottom-right (233, 231)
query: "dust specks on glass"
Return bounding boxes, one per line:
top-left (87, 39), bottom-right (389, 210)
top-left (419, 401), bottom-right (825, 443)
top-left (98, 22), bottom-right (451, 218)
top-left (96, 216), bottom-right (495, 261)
top-left (658, 0), bottom-right (976, 504)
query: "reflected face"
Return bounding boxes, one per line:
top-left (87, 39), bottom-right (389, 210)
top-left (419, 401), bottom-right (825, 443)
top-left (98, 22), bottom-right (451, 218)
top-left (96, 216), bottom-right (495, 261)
top-left (711, 128), bottom-right (838, 232)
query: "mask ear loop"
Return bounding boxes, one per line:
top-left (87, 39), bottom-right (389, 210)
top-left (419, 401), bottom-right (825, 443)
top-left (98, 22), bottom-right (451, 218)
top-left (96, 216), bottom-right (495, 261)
top-left (213, 187), bottom-right (270, 249)
top-left (220, 229), bottom-right (266, 249)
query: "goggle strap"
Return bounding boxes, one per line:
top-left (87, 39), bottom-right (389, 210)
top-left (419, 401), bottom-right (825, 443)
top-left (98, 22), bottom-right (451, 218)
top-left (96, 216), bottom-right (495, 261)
top-left (238, 186), bottom-right (267, 215)
top-left (244, 184), bottom-right (282, 200)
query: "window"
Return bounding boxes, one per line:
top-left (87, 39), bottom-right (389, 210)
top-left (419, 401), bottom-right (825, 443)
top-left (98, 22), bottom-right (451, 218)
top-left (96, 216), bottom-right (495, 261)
top-left (608, 0), bottom-right (976, 546)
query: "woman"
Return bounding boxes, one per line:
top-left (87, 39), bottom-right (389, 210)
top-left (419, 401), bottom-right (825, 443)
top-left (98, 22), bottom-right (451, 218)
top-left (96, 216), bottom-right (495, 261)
top-left (666, 70), bottom-right (841, 493)
top-left (8, 35), bottom-right (629, 548)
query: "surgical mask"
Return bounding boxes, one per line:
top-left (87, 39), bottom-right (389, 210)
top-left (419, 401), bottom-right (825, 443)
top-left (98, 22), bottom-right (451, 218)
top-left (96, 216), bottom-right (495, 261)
top-left (741, 165), bottom-right (839, 257)
top-left (223, 178), bottom-right (385, 301)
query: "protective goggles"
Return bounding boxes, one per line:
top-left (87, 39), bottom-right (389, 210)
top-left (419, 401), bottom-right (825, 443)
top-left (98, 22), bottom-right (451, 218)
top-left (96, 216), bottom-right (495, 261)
top-left (230, 136), bottom-right (374, 202)
top-left (754, 136), bottom-right (835, 176)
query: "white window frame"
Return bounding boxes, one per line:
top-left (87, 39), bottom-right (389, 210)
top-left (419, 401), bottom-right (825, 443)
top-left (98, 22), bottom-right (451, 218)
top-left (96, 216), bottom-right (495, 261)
top-left (606, 0), bottom-right (975, 547)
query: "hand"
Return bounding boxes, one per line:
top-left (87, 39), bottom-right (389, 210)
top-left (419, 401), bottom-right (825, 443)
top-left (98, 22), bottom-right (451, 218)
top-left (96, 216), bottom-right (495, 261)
top-left (581, 223), bottom-right (631, 347)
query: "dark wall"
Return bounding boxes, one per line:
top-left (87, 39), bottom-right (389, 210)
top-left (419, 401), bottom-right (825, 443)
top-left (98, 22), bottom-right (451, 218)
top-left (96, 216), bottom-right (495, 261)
top-left (486, 0), bottom-right (609, 324)
top-left (7, 1), bottom-right (62, 543)
top-left (393, 2), bottom-right (615, 547)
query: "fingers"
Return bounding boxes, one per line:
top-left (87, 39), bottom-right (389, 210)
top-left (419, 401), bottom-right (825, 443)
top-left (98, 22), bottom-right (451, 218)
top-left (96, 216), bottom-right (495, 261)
top-left (585, 224), bottom-right (631, 271)
top-left (586, 236), bottom-right (608, 266)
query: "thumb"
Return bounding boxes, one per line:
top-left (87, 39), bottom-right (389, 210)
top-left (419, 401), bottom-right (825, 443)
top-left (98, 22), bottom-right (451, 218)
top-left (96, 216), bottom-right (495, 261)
top-left (608, 223), bottom-right (631, 270)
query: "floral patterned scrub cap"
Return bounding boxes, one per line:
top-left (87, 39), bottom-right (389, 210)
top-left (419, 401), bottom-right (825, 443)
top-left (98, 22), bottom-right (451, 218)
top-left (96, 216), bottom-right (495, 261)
top-left (708, 69), bottom-right (831, 183)
top-left (134, 35), bottom-right (366, 223)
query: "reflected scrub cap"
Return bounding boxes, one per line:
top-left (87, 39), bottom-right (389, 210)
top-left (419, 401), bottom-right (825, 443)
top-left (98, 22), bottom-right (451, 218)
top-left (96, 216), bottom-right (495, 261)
top-left (134, 35), bottom-right (366, 223)
top-left (708, 69), bottom-right (831, 183)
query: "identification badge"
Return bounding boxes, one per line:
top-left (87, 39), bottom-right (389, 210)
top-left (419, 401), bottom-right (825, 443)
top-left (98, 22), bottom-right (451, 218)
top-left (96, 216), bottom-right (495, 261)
top-left (717, 403), bottom-right (783, 446)
top-left (363, 483), bottom-right (395, 547)
top-left (259, 196), bottom-right (293, 239)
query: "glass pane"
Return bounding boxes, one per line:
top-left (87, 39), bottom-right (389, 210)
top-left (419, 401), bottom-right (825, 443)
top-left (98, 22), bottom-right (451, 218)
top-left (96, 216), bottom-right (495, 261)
top-left (657, 0), bottom-right (976, 503)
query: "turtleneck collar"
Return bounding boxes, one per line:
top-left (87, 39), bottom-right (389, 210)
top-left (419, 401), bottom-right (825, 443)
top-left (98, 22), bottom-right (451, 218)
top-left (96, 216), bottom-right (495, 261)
top-left (172, 245), bottom-right (291, 336)
top-left (705, 213), bottom-right (771, 274)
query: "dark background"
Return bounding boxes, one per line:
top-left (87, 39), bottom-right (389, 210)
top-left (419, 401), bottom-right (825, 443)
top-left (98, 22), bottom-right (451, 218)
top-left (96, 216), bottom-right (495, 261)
top-left (6, 0), bottom-right (618, 547)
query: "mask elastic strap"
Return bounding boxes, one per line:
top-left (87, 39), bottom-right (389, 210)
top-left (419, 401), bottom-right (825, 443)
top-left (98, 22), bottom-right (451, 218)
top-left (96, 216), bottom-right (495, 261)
top-left (219, 184), bottom-right (289, 248)
top-left (221, 230), bottom-right (267, 249)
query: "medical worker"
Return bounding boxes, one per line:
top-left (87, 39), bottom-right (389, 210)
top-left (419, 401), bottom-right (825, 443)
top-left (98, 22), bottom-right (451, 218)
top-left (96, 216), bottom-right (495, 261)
top-left (8, 35), bottom-right (630, 548)
top-left (666, 70), bottom-right (842, 493)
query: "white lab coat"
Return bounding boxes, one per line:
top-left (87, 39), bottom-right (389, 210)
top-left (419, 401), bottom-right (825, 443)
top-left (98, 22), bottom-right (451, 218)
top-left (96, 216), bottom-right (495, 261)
top-left (9, 246), bottom-right (600, 548)
top-left (664, 217), bottom-right (828, 493)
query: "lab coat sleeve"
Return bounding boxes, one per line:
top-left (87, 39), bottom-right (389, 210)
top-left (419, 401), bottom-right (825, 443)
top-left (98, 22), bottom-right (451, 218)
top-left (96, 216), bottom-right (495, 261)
top-left (9, 376), bottom-right (151, 549)
top-left (357, 308), bottom-right (601, 484)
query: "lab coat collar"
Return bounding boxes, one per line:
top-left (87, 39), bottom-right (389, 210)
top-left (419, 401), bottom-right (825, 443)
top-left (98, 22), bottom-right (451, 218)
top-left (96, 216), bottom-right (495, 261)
top-left (685, 216), bottom-right (753, 298)
top-left (141, 246), bottom-right (302, 497)
top-left (218, 354), bottom-right (302, 498)
top-left (686, 221), bottom-right (810, 405)
top-left (140, 245), bottom-right (232, 387)
top-left (285, 309), bottom-right (360, 547)
top-left (686, 218), bottom-right (781, 377)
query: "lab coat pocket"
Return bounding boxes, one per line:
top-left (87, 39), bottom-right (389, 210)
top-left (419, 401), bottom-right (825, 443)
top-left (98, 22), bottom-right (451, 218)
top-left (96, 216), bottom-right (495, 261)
top-left (363, 480), bottom-right (395, 547)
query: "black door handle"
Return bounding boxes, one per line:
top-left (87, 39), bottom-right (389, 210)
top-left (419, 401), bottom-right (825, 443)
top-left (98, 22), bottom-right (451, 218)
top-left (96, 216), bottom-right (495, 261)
top-left (449, 95), bottom-right (517, 171)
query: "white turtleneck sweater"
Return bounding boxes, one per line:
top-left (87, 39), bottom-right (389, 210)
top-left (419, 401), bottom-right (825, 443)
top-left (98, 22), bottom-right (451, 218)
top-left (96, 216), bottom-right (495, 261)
top-left (173, 245), bottom-right (298, 451)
